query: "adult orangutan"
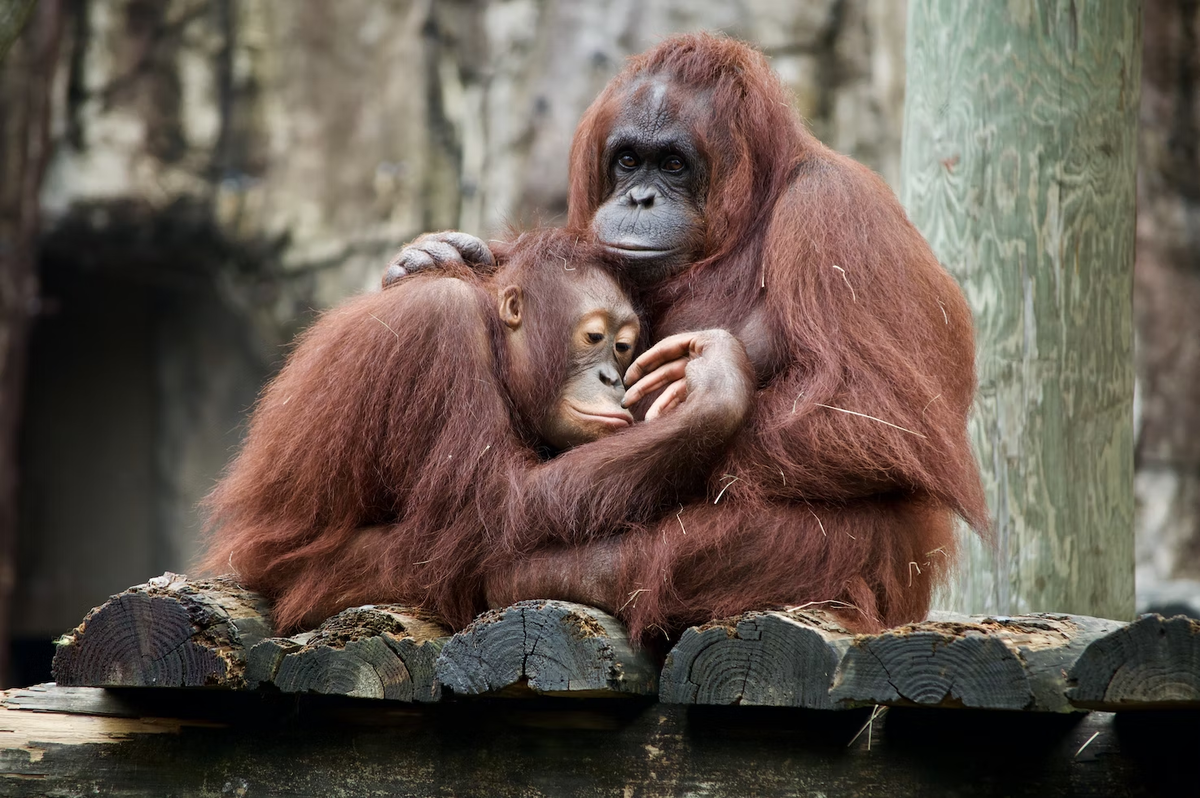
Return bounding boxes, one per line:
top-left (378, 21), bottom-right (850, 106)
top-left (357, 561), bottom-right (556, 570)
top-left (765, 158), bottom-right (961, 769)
top-left (202, 229), bottom-right (753, 632)
top-left (389, 33), bottom-right (988, 641)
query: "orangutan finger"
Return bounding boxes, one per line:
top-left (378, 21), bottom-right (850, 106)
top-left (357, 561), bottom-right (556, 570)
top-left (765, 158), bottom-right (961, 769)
top-left (382, 262), bottom-right (408, 288)
top-left (443, 232), bottom-right (496, 268)
top-left (420, 240), bottom-right (468, 268)
top-left (624, 333), bottom-right (696, 385)
top-left (384, 248), bottom-right (433, 288)
top-left (645, 380), bottom-right (689, 421)
top-left (398, 247), bottom-right (435, 271)
top-left (623, 359), bottom-right (688, 407)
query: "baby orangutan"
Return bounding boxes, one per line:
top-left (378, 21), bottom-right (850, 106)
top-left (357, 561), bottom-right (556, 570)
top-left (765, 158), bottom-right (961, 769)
top-left (202, 229), bottom-right (649, 632)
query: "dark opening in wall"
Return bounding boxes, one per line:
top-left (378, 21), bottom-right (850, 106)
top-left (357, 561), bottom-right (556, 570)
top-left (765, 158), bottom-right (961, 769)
top-left (11, 203), bottom-right (276, 685)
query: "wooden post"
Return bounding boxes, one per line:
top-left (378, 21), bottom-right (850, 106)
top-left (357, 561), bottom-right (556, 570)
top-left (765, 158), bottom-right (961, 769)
top-left (901, 1), bottom-right (1141, 619)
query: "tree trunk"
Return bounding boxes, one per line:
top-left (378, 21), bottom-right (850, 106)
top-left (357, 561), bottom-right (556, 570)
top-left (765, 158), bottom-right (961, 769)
top-left (0, 0), bottom-right (63, 686)
top-left (901, 1), bottom-right (1141, 620)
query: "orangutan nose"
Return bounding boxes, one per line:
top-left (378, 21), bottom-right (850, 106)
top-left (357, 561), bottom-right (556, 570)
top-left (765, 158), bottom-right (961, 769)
top-left (627, 186), bottom-right (657, 208)
top-left (599, 365), bottom-right (623, 388)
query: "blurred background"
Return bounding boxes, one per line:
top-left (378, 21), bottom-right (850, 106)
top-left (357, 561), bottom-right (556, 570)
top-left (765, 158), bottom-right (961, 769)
top-left (1, 0), bottom-right (1196, 687)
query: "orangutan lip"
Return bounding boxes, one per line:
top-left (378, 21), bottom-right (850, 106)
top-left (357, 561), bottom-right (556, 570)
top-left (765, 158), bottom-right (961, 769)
top-left (602, 243), bottom-right (679, 259)
top-left (570, 407), bottom-right (634, 427)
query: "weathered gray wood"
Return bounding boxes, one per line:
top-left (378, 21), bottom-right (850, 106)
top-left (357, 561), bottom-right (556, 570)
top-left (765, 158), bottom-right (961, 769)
top-left (1, 684), bottom-right (143, 718)
top-left (1068, 613), bottom-right (1200, 710)
top-left (246, 632), bottom-right (313, 689)
top-left (903, 2), bottom-right (1141, 619)
top-left (660, 610), bottom-right (855, 708)
top-left (51, 572), bottom-right (272, 688)
top-left (4, 683), bottom-right (1196, 797)
top-left (833, 613), bottom-right (1124, 711)
top-left (436, 600), bottom-right (657, 697)
top-left (266, 606), bottom-right (448, 702)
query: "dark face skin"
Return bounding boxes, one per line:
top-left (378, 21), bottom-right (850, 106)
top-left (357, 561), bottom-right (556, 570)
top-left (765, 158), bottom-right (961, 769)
top-left (499, 270), bottom-right (641, 450)
top-left (591, 79), bottom-right (709, 285)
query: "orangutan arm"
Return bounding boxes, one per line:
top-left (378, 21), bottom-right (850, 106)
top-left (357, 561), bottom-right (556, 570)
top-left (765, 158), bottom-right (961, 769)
top-left (502, 328), bottom-right (755, 553)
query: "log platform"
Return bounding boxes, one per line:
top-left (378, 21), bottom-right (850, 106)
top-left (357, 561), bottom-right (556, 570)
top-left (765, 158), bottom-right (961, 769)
top-left (828, 613), bottom-right (1125, 712)
top-left (12, 573), bottom-right (1196, 795)
top-left (49, 573), bottom-right (1200, 711)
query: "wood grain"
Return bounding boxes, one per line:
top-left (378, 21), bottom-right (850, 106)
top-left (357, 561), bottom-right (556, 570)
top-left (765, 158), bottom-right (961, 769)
top-left (659, 610), bottom-right (854, 708)
top-left (902, 0), bottom-right (1141, 620)
top-left (435, 600), bottom-right (658, 697)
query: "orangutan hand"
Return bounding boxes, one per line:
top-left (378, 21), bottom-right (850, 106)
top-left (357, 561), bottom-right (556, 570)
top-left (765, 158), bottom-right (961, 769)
top-left (382, 231), bottom-right (496, 287)
top-left (623, 329), bottom-right (754, 426)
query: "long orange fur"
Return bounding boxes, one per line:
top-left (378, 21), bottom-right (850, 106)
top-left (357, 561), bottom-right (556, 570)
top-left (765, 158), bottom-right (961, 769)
top-left (205, 35), bottom-right (987, 644)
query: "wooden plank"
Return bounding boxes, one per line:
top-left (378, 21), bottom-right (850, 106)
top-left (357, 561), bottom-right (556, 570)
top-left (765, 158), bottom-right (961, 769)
top-left (1068, 613), bottom-right (1200, 710)
top-left (831, 614), bottom-right (1123, 711)
top-left (2, 684), bottom-right (1196, 797)
top-left (51, 573), bottom-right (272, 689)
top-left (261, 606), bottom-right (448, 702)
top-left (436, 600), bottom-right (657, 697)
top-left (1, 684), bottom-right (144, 718)
top-left (659, 609), bottom-right (855, 708)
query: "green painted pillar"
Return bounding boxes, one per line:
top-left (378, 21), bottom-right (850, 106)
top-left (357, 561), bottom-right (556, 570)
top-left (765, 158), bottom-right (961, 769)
top-left (901, 0), bottom-right (1142, 620)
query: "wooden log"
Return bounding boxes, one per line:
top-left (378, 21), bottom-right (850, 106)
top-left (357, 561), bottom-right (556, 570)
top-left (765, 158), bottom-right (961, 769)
top-left (261, 606), bottom-right (449, 702)
top-left (245, 633), bottom-right (314, 690)
top-left (51, 573), bottom-right (272, 689)
top-left (436, 600), bottom-right (657, 697)
top-left (1068, 613), bottom-right (1200, 710)
top-left (831, 614), bottom-right (1124, 711)
top-left (659, 609), bottom-right (855, 708)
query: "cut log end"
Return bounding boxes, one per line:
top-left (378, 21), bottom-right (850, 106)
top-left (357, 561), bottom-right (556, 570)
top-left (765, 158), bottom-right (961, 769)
top-left (660, 609), bottom-right (854, 708)
top-left (435, 600), bottom-right (658, 698)
top-left (832, 613), bottom-right (1122, 712)
top-left (261, 605), bottom-right (450, 702)
top-left (1068, 614), bottom-right (1200, 710)
top-left (51, 572), bottom-right (271, 689)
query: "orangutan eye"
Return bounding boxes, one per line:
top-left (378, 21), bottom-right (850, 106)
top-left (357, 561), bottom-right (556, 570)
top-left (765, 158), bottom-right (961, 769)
top-left (617, 152), bottom-right (639, 170)
top-left (587, 332), bottom-right (605, 344)
top-left (614, 342), bottom-right (631, 353)
top-left (662, 155), bottom-right (686, 173)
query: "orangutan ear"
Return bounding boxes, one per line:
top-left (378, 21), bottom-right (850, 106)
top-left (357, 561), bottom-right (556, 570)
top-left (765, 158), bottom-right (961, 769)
top-left (498, 285), bottom-right (523, 330)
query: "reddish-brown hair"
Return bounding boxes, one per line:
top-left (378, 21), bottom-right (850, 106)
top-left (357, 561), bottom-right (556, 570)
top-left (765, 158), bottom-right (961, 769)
top-left (201, 230), bottom-right (635, 631)
top-left (208, 33), bottom-right (988, 643)
top-left (545, 32), bottom-right (988, 637)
